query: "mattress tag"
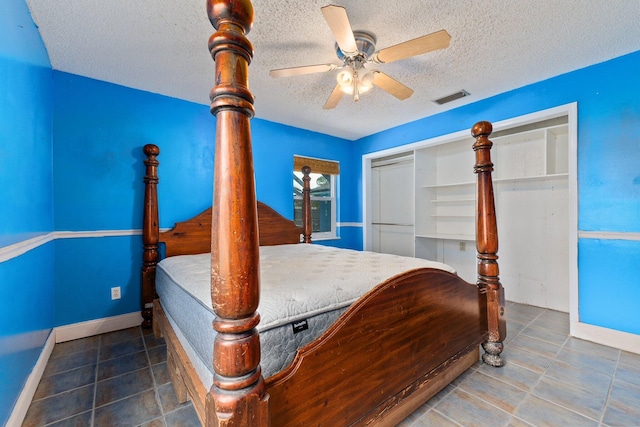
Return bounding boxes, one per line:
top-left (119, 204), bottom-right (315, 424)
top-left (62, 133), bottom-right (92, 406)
top-left (292, 319), bottom-right (308, 334)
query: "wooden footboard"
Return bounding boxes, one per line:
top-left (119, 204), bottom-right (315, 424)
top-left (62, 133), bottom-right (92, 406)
top-left (153, 271), bottom-right (485, 427)
top-left (266, 269), bottom-right (487, 426)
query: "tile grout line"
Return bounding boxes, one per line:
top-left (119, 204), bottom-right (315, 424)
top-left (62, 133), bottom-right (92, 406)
top-left (541, 331), bottom-right (620, 424)
top-left (506, 308), bottom-right (568, 423)
top-left (436, 315), bottom-right (535, 427)
top-left (415, 305), bottom-right (569, 426)
top-left (453, 368), bottom-right (537, 426)
top-left (87, 330), bottom-right (163, 425)
top-left (91, 335), bottom-right (101, 427)
top-left (512, 308), bottom-right (609, 425)
top-left (25, 329), bottom-right (192, 427)
top-left (492, 307), bottom-right (548, 377)
top-left (93, 331), bottom-right (147, 425)
top-left (450, 386), bottom-right (515, 424)
top-left (461, 368), bottom-right (553, 427)
top-left (430, 407), bottom-right (465, 426)
top-left (142, 327), bottom-right (169, 426)
top-left (599, 349), bottom-right (621, 426)
top-left (415, 380), bottom-right (459, 425)
top-left (434, 369), bottom-right (535, 427)
top-left (31, 338), bottom-right (100, 427)
top-left (526, 390), bottom-right (603, 425)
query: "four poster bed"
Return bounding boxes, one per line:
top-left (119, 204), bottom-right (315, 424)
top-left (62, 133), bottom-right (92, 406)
top-left (140, 1), bottom-right (506, 426)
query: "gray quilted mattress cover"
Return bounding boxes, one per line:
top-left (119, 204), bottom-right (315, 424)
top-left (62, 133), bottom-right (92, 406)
top-left (156, 243), bottom-right (455, 388)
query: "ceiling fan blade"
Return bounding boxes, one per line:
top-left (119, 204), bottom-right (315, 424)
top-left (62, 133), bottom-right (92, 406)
top-left (323, 84), bottom-right (344, 109)
top-left (270, 63), bottom-right (339, 78)
top-left (321, 5), bottom-right (358, 56)
top-left (372, 72), bottom-right (413, 100)
top-left (370, 30), bottom-right (451, 64)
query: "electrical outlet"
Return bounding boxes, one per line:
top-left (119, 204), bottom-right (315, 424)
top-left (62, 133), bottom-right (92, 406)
top-left (459, 241), bottom-right (466, 252)
top-left (111, 287), bottom-right (121, 300)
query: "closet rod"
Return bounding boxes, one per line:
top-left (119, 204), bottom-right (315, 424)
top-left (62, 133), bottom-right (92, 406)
top-left (371, 222), bottom-right (414, 227)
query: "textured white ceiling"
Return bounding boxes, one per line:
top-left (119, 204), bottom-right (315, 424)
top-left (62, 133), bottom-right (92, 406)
top-left (26, 0), bottom-right (640, 140)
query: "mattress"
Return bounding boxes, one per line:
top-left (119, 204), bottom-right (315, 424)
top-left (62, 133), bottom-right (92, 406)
top-left (156, 243), bottom-right (456, 388)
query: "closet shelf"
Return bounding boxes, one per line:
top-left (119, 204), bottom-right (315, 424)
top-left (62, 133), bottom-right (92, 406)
top-left (493, 173), bottom-right (568, 183)
top-left (416, 233), bottom-right (475, 241)
top-left (430, 214), bottom-right (474, 218)
top-left (423, 181), bottom-right (474, 189)
top-left (422, 172), bottom-right (568, 188)
top-left (430, 198), bottom-right (475, 203)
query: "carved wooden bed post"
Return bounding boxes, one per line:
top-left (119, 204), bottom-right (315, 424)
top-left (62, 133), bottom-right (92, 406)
top-left (301, 166), bottom-right (312, 243)
top-left (206, 0), bottom-right (269, 425)
top-left (472, 121), bottom-right (506, 367)
top-left (141, 144), bottom-right (160, 329)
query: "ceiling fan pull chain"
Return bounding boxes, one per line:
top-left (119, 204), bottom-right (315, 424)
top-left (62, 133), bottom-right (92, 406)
top-left (353, 68), bottom-right (360, 102)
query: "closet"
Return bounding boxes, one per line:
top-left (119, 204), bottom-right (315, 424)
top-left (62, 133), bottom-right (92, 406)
top-left (369, 116), bottom-right (570, 312)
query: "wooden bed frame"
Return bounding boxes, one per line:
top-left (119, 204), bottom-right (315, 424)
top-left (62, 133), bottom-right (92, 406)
top-left (140, 1), bottom-right (506, 425)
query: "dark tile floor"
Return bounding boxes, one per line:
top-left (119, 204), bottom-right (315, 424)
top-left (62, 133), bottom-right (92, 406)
top-left (22, 326), bottom-right (200, 426)
top-left (398, 301), bottom-right (640, 427)
top-left (22, 302), bottom-right (640, 426)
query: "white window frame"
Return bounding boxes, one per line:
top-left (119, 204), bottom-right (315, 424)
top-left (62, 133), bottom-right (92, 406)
top-left (293, 171), bottom-right (337, 240)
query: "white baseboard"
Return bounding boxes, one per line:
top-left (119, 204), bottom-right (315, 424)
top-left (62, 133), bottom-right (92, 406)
top-left (6, 331), bottom-right (55, 427)
top-left (55, 312), bottom-right (143, 343)
top-left (571, 321), bottom-right (640, 355)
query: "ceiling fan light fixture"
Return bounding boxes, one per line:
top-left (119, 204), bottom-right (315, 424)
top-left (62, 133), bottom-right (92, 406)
top-left (359, 71), bottom-right (375, 92)
top-left (337, 68), bottom-right (374, 96)
top-left (336, 68), bottom-right (354, 91)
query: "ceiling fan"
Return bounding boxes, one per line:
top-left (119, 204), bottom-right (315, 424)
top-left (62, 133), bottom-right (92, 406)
top-left (269, 5), bottom-right (451, 109)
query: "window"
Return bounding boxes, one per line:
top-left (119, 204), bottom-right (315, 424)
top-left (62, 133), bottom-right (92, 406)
top-left (293, 156), bottom-right (339, 240)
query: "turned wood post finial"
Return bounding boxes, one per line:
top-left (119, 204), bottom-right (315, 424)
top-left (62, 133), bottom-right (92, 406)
top-left (302, 166), bottom-right (312, 243)
top-left (471, 121), bottom-right (493, 139)
top-left (143, 143), bottom-right (160, 158)
top-left (207, 0), bottom-right (255, 118)
top-left (207, 0), bottom-right (253, 34)
top-left (472, 121), bottom-right (506, 368)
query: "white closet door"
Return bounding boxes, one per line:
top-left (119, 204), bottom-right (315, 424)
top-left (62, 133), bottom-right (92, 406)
top-left (371, 157), bottom-right (414, 256)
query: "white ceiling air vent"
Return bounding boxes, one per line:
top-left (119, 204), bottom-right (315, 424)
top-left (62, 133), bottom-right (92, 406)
top-left (432, 90), bottom-right (470, 105)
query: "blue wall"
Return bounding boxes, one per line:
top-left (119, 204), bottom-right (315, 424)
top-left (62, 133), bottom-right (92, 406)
top-left (0, 3), bottom-right (53, 245)
top-left (355, 50), bottom-right (640, 335)
top-left (0, 245), bottom-right (55, 424)
top-left (0, 0), bottom-right (54, 424)
top-left (579, 239), bottom-right (640, 333)
top-left (51, 71), bottom-right (357, 326)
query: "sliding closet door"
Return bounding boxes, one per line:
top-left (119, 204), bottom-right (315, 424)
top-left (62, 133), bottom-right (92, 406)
top-left (370, 154), bottom-right (414, 256)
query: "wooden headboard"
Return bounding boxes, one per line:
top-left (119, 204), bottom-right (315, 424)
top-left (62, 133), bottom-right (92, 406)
top-left (141, 142), bottom-right (313, 328)
top-left (160, 202), bottom-right (303, 257)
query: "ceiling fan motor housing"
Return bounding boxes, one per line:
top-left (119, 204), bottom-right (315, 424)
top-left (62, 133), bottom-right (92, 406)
top-left (335, 30), bottom-right (376, 60)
